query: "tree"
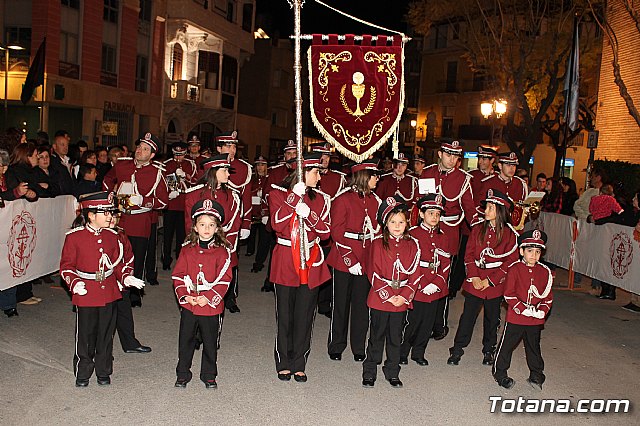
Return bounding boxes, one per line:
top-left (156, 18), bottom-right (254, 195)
top-left (408, 0), bottom-right (601, 171)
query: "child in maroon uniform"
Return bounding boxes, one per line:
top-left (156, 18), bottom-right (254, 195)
top-left (493, 229), bottom-right (553, 390)
top-left (362, 195), bottom-right (421, 388)
top-left (172, 199), bottom-right (232, 389)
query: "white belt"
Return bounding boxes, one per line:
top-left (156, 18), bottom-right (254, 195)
top-left (419, 260), bottom-right (438, 269)
top-left (379, 277), bottom-right (408, 289)
top-left (127, 207), bottom-right (152, 215)
top-left (344, 231), bottom-right (364, 240)
top-left (475, 260), bottom-right (502, 269)
top-left (277, 237), bottom-right (316, 248)
top-left (76, 269), bottom-right (114, 280)
top-left (441, 215), bottom-right (460, 222)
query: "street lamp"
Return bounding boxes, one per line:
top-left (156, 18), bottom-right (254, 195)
top-left (481, 99), bottom-right (507, 145)
top-left (1, 43), bottom-right (25, 125)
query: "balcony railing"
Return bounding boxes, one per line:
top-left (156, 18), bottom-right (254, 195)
top-left (170, 80), bottom-right (201, 102)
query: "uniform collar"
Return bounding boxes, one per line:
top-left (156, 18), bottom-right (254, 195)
top-left (199, 237), bottom-right (216, 249)
top-left (437, 164), bottom-right (455, 175)
top-left (420, 223), bottom-right (437, 233)
top-left (134, 159), bottom-right (151, 168)
top-left (86, 224), bottom-right (103, 235)
top-left (389, 234), bottom-right (403, 242)
top-left (498, 173), bottom-right (512, 184)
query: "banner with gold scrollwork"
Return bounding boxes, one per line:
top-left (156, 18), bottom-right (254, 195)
top-left (308, 34), bottom-right (404, 163)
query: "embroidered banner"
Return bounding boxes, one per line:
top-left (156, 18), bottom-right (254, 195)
top-left (308, 34), bottom-right (404, 162)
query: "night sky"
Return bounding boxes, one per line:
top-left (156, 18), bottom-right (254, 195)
top-left (257, 0), bottom-right (412, 38)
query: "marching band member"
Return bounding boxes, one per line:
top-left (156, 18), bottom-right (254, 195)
top-left (187, 135), bottom-right (205, 169)
top-left (162, 141), bottom-right (197, 270)
top-left (448, 189), bottom-right (519, 367)
top-left (172, 199), bottom-right (232, 389)
top-left (269, 152), bottom-right (331, 383)
top-left (247, 155), bottom-right (270, 264)
top-left (184, 154), bottom-right (242, 313)
top-left (327, 160), bottom-right (381, 362)
top-left (60, 191), bottom-right (145, 387)
top-left (375, 153), bottom-right (416, 208)
top-left (493, 229), bottom-right (553, 390)
top-left (480, 151), bottom-right (528, 206)
top-left (400, 194), bottom-right (451, 366)
top-left (362, 195), bottom-right (421, 388)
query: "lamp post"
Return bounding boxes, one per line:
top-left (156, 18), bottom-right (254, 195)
top-left (481, 99), bottom-right (507, 145)
top-left (2, 42), bottom-right (25, 126)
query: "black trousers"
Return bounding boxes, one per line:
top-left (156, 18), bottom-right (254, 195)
top-left (144, 222), bottom-right (158, 283)
top-left (15, 281), bottom-right (34, 302)
top-left (493, 323), bottom-right (545, 384)
top-left (274, 284), bottom-right (319, 373)
top-left (450, 293), bottom-right (502, 356)
top-left (363, 309), bottom-right (406, 380)
top-left (400, 299), bottom-right (439, 360)
top-left (245, 222), bottom-right (259, 255)
top-left (317, 246), bottom-right (332, 314)
top-left (74, 302), bottom-right (117, 380)
top-left (177, 309), bottom-right (221, 382)
top-left (163, 210), bottom-right (186, 266)
top-left (327, 269), bottom-right (369, 357)
top-left (433, 255), bottom-right (457, 334)
top-left (224, 266), bottom-right (239, 308)
top-left (115, 290), bottom-right (142, 351)
top-left (128, 235), bottom-right (148, 304)
top-left (449, 234), bottom-right (469, 295)
top-left (255, 227), bottom-right (274, 268)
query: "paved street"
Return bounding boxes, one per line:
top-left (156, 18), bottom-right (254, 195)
top-left (1, 253), bottom-right (638, 425)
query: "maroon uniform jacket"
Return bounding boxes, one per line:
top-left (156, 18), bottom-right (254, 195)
top-left (268, 185), bottom-right (331, 289)
top-left (172, 242), bottom-right (232, 316)
top-left (503, 260), bottom-right (553, 326)
top-left (410, 224), bottom-right (451, 303)
top-left (263, 163), bottom-right (294, 231)
top-left (469, 168), bottom-right (496, 208)
top-left (183, 185), bottom-right (241, 267)
top-left (250, 173), bottom-right (268, 221)
top-left (366, 235), bottom-right (422, 312)
top-left (163, 157), bottom-right (197, 211)
top-left (228, 158), bottom-right (253, 231)
top-left (376, 172), bottom-right (416, 207)
top-left (60, 226), bottom-right (133, 307)
top-left (463, 219), bottom-right (519, 300)
top-left (319, 169), bottom-right (346, 198)
top-left (420, 164), bottom-right (476, 251)
top-left (326, 188), bottom-right (381, 273)
top-left (480, 174), bottom-right (528, 205)
top-left (103, 158), bottom-right (169, 238)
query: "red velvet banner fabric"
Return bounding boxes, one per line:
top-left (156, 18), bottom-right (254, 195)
top-left (308, 35), bottom-right (404, 162)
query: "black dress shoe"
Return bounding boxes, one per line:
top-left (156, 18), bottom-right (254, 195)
top-left (387, 378), bottom-right (403, 388)
top-left (447, 354), bottom-right (461, 365)
top-left (412, 357), bottom-right (429, 366)
top-left (329, 353), bottom-right (342, 361)
top-left (97, 376), bottom-right (111, 386)
top-left (252, 264), bottom-right (264, 273)
top-left (162, 264), bottom-right (171, 271)
top-left (260, 284), bottom-right (274, 292)
top-left (362, 378), bottom-right (375, 387)
top-left (431, 326), bottom-right (449, 341)
top-left (527, 378), bottom-right (543, 391)
top-left (277, 372), bottom-right (292, 381)
top-left (174, 378), bottom-right (189, 388)
top-left (75, 378), bottom-right (89, 387)
top-left (3, 308), bottom-right (18, 317)
top-left (482, 352), bottom-right (495, 365)
top-left (131, 300), bottom-right (142, 308)
top-left (354, 354), bottom-right (365, 362)
top-left (399, 357), bottom-right (408, 365)
top-left (497, 377), bottom-right (515, 389)
top-left (227, 305), bottom-right (240, 313)
top-left (124, 345), bottom-right (152, 353)
top-left (148, 279), bottom-right (159, 286)
top-left (245, 252), bottom-right (254, 257)
top-left (204, 379), bottom-right (218, 389)
top-left (294, 373), bottom-right (307, 383)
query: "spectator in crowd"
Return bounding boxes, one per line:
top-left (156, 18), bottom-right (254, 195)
top-left (73, 149), bottom-right (97, 178)
top-left (0, 148), bottom-right (30, 202)
top-left (34, 146), bottom-right (60, 197)
top-left (574, 168), bottom-right (606, 221)
top-left (589, 184), bottom-right (624, 223)
top-left (0, 127), bottom-right (25, 154)
top-left (540, 178), bottom-right (563, 213)
top-left (77, 140), bottom-right (88, 155)
top-left (35, 130), bottom-right (49, 146)
top-left (5, 143), bottom-right (51, 200)
top-left (533, 173), bottom-right (547, 192)
top-left (74, 164), bottom-right (101, 199)
top-left (622, 192), bottom-right (640, 312)
top-left (120, 144), bottom-right (130, 157)
top-left (516, 169), bottom-right (530, 188)
top-left (559, 177), bottom-right (578, 217)
top-left (107, 145), bottom-right (123, 166)
top-left (50, 130), bottom-right (75, 195)
top-left (95, 146), bottom-right (111, 182)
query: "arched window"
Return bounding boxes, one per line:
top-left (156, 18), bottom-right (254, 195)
top-left (172, 44), bottom-right (183, 81)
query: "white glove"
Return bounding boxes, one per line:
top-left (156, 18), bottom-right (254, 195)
top-left (533, 309), bottom-right (545, 319)
top-left (421, 283), bottom-right (440, 295)
top-left (175, 168), bottom-right (186, 178)
top-left (348, 263), bottom-right (363, 275)
top-left (522, 307), bottom-right (535, 317)
top-left (240, 229), bottom-right (250, 240)
top-left (295, 202), bottom-right (310, 219)
top-left (183, 276), bottom-right (194, 293)
top-left (73, 281), bottom-right (87, 296)
top-left (129, 194), bottom-right (143, 206)
top-left (292, 182), bottom-right (306, 196)
top-left (261, 216), bottom-right (269, 225)
top-left (124, 275), bottom-right (145, 289)
top-left (168, 190), bottom-right (180, 200)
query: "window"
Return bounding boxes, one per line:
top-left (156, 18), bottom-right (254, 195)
top-left (242, 3), bottom-right (253, 32)
top-left (272, 69), bottom-right (289, 88)
top-left (135, 55), bottom-right (148, 92)
top-left (60, 32), bottom-right (79, 64)
top-left (227, 1), bottom-right (235, 22)
top-left (221, 55), bottom-right (237, 109)
top-left (104, 0), bottom-right (119, 23)
top-left (197, 51), bottom-right (220, 89)
top-left (172, 44), bottom-right (183, 81)
top-left (5, 27), bottom-right (31, 57)
top-left (472, 73), bottom-right (485, 91)
top-left (102, 44), bottom-right (117, 73)
top-left (442, 118), bottom-right (454, 138)
top-left (61, 0), bottom-right (80, 8)
top-left (433, 24), bottom-right (448, 49)
top-left (139, 0), bottom-right (152, 22)
top-left (445, 61), bottom-right (457, 92)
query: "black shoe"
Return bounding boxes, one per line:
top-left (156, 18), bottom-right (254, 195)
top-left (245, 252), bottom-right (254, 257)
top-left (75, 378), bottom-right (89, 387)
top-left (527, 378), bottom-right (543, 391)
top-left (174, 378), bottom-right (189, 388)
top-left (227, 305), bottom-right (240, 313)
top-left (622, 302), bottom-right (640, 313)
top-left (124, 345), bottom-right (152, 353)
top-left (497, 377), bottom-right (515, 389)
top-left (399, 357), bottom-right (408, 365)
top-left (354, 354), bottom-right (365, 362)
top-left (362, 378), bottom-right (375, 387)
top-left (431, 326), bottom-right (449, 341)
top-left (318, 310), bottom-right (331, 318)
top-left (131, 300), bottom-right (142, 308)
top-left (162, 264), bottom-right (171, 271)
top-left (329, 353), bottom-right (342, 361)
top-left (3, 308), bottom-right (18, 317)
top-left (447, 354), bottom-right (461, 365)
top-left (277, 372), bottom-right (292, 381)
top-left (252, 264), bottom-right (264, 273)
top-left (482, 352), bottom-right (495, 365)
top-left (294, 373), bottom-right (307, 383)
top-left (412, 357), bottom-right (429, 366)
top-left (387, 378), bottom-right (403, 388)
top-left (148, 279), bottom-right (159, 286)
top-left (260, 283), bottom-right (274, 292)
top-left (204, 379), bottom-right (217, 389)
top-left (97, 376), bottom-right (111, 386)
top-left (598, 294), bottom-right (616, 300)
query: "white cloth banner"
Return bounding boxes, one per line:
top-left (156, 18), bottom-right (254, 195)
top-left (0, 196), bottom-right (77, 291)
top-left (537, 213), bottom-right (574, 269)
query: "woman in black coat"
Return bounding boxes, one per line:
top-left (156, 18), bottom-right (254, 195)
top-left (5, 142), bottom-right (55, 200)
